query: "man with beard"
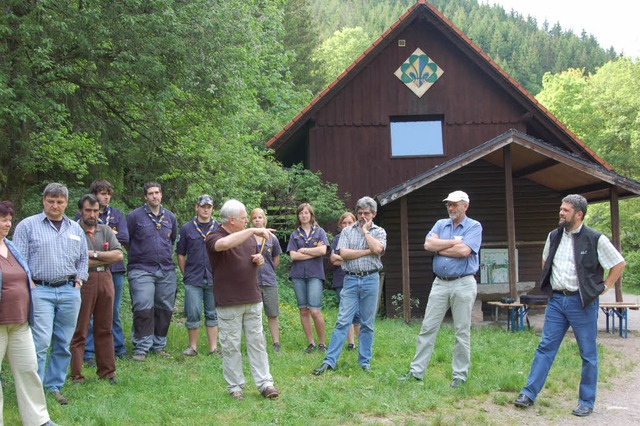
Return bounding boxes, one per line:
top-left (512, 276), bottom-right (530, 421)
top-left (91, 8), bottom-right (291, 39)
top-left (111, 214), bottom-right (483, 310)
top-left (126, 182), bottom-right (178, 361)
top-left (514, 194), bottom-right (625, 417)
top-left (70, 194), bottom-right (123, 384)
top-left (399, 190), bottom-right (482, 388)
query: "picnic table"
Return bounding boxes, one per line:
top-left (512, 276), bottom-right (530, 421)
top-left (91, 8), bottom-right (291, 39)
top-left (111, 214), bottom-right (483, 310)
top-left (487, 301), bottom-right (546, 332)
top-left (600, 302), bottom-right (640, 338)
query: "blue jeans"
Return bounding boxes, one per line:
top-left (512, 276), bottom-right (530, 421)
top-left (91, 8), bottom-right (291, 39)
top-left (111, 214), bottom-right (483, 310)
top-left (292, 278), bottom-right (323, 309)
top-left (84, 272), bottom-right (127, 359)
top-left (30, 283), bottom-right (81, 393)
top-left (323, 273), bottom-right (379, 368)
top-left (521, 293), bottom-right (599, 408)
top-left (335, 287), bottom-right (360, 325)
top-left (184, 281), bottom-right (218, 329)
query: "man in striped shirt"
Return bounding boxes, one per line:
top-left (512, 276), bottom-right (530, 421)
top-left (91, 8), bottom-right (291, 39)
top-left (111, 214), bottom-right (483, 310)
top-left (313, 196), bottom-right (387, 375)
top-left (13, 182), bottom-right (89, 405)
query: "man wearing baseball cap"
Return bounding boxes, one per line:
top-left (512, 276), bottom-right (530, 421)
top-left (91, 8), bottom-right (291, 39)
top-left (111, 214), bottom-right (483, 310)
top-left (176, 195), bottom-right (221, 357)
top-left (399, 190), bottom-right (482, 388)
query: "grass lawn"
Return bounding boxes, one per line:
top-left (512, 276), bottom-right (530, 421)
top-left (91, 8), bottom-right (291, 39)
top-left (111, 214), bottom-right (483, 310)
top-left (1, 289), bottom-right (635, 425)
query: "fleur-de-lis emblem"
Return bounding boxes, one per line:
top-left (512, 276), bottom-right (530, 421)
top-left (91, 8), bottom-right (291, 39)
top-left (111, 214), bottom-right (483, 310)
top-left (394, 48), bottom-right (444, 98)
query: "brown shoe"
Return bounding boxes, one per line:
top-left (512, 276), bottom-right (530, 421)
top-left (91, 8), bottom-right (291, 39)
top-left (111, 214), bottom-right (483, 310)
top-left (230, 391), bottom-right (244, 400)
top-left (261, 385), bottom-right (279, 399)
top-left (52, 392), bottom-right (68, 405)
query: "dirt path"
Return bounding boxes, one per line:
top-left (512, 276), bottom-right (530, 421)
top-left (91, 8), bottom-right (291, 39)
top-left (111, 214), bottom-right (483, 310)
top-left (483, 291), bottom-right (640, 425)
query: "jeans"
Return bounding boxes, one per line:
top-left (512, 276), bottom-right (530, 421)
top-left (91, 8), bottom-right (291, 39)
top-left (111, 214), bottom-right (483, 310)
top-left (84, 271), bottom-right (126, 360)
top-left (323, 272), bottom-right (379, 368)
top-left (521, 293), bottom-right (599, 407)
top-left (128, 268), bottom-right (177, 354)
top-left (30, 283), bottom-right (81, 393)
top-left (184, 281), bottom-right (218, 329)
top-left (335, 287), bottom-right (361, 325)
top-left (409, 275), bottom-right (477, 381)
top-left (291, 277), bottom-right (323, 309)
top-left (217, 302), bottom-right (274, 394)
top-left (0, 322), bottom-right (50, 426)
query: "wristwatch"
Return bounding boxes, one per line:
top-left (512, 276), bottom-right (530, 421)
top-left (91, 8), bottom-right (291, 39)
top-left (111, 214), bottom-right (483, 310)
top-left (93, 251), bottom-right (98, 259)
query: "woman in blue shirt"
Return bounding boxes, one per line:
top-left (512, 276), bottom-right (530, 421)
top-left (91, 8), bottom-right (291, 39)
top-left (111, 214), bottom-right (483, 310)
top-left (286, 203), bottom-right (329, 353)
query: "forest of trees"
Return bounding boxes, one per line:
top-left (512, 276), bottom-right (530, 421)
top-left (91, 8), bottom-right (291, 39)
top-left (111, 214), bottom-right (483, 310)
top-left (2, 0), bottom-right (638, 280)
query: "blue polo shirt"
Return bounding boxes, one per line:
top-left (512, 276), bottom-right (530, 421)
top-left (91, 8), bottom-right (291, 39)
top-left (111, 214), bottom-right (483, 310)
top-left (176, 219), bottom-right (218, 287)
top-left (429, 215), bottom-right (482, 278)
top-left (126, 205), bottom-right (177, 273)
top-left (287, 225), bottom-right (330, 280)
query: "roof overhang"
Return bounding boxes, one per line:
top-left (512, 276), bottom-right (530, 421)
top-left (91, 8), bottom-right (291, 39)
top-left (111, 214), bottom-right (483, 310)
top-left (377, 130), bottom-right (640, 206)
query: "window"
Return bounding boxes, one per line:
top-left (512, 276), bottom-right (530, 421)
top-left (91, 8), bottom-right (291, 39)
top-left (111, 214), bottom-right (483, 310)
top-left (390, 118), bottom-right (443, 157)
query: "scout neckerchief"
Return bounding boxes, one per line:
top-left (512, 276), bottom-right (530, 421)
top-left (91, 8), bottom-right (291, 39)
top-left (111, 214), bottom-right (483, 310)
top-left (144, 204), bottom-right (165, 230)
top-left (192, 217), bottom-right (215, 240)
top-left (294, 224), bottom-right (318, 246)
top-left (98, 205), bottom-right (112, 226)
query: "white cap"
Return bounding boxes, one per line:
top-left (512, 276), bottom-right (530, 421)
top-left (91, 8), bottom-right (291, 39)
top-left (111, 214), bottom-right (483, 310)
top-left (443, 190), bottom-right (469, 203)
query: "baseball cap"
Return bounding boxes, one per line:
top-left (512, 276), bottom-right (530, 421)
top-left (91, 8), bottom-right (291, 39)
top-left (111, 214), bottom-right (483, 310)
top-left (442, 190), bottom-right (469, 203)
top-left (197, 194), bottom-right (214, 206)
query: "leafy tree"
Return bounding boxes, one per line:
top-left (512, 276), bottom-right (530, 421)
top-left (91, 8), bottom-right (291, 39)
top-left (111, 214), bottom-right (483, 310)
top-left (311, 27), bottom-right (372, 86)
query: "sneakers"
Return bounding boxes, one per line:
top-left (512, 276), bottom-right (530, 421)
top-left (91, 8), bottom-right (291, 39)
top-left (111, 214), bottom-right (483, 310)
top-left (230, 391), bottom-right (244, 401)
top-left (317, 344), bottom-right (327, 352)
top-left (261, 385), bottom-right (280, 399)
top-left (132, 353), bottom-right (147, 362)
top-left (304, 343), bottom-right (317, 353)
top-left (398, 371), bottom-right (422, 382)
top-left (346, 343), bottom-right (355, 351)
top-left (450, 378), bottom-right (465, 388)
top-left (208, 348), bottom-right (222, 357)
top-left (571, 405), bottom-right (593, 417)
top-left (313, 363), bottom-right (333, 376)
top-left (151, 349), bottom-right (172, 358)
top-left (273, 342), bottom-right (280, 353)
top-left (514, 394), bottom-right (534, 408)
top-left (182, 346), bottom-right (198, 357)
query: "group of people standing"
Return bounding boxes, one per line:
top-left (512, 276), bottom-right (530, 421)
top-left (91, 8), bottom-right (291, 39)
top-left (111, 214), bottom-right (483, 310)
top-left (0, 182), bottom-right (625, 422)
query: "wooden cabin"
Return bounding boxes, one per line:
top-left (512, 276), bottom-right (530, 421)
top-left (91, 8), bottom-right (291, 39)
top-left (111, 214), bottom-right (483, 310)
top-left (267, 0), bottom-right (640, 318)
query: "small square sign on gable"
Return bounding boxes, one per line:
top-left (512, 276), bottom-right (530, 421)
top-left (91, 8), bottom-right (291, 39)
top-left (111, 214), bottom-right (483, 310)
top-left (394, 48), bottom-right (444, 98)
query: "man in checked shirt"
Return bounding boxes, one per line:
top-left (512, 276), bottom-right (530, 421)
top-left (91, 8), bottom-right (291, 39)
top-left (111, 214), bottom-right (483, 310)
top-left (313, 196), bottom-right (387, 375)
top-left (13, 182), bottom-right (89, 405)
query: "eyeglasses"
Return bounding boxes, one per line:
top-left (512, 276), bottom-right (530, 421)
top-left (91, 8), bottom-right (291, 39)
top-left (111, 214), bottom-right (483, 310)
top-left (357, 211), bottom-right (373, 217)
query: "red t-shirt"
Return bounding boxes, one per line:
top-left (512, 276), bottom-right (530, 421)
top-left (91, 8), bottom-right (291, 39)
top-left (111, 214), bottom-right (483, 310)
top-left (206, 227), bottom-right (262, 307)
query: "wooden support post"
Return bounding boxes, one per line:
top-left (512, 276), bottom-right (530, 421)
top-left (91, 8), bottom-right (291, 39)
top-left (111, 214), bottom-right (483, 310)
top-left (400, 197), bottom-right (411, 323)
top-left (609, 188), bottom-right (623, 302)
top-left (504, 146), bottom-right (518, 298)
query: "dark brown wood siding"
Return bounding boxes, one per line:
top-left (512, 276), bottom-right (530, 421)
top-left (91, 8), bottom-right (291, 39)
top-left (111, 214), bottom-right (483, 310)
top-left (306, 19), bottom-right (553, 205)
top-left (379, 159), bottom-right (561, 316)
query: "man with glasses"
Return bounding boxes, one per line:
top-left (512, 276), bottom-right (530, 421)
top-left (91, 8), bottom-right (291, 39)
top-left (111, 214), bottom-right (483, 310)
top-left (313, 196), bottom-right (387, 375)
top-left (399, 190), bottom-right (482, 388)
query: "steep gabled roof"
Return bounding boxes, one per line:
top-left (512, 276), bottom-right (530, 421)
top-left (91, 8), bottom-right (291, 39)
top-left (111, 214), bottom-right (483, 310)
top-left (267, 0), bottom-right (611, 169)
top-left (376, 129), bottom-right (640, 206)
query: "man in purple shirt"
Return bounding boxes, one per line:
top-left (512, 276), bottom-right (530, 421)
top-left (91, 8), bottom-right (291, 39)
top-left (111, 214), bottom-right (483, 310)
top-left (126, 182), bottom-right (178, 362)
top-left (176, 194), bottom-right (220, 357)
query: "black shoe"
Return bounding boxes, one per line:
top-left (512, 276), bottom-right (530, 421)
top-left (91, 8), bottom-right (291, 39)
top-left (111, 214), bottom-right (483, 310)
top-left (304, 343), bottom-right (317, 353)
top-left (346, 343), bottom-right (355, 351)
top-left (571, 405), bottom-right (593, 417)
top-left (398, 371), bottom-right (422, 382)
top-left (450, 378), bottom-right (465, 388)
top-left (514, 394), bottom-right (534, 408)
top-left (312, 363), bottom-right (333, 376)
top-left (318, 344), bottom-right (327, 352)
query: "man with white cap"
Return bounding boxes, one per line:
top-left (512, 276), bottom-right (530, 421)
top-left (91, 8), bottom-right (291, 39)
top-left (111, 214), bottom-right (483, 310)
top-left (399, 190), bottom-right (482, 388)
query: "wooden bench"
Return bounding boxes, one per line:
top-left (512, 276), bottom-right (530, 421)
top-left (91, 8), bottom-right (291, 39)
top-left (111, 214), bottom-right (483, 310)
top-left (599, 302), bottom-right (640, 338)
